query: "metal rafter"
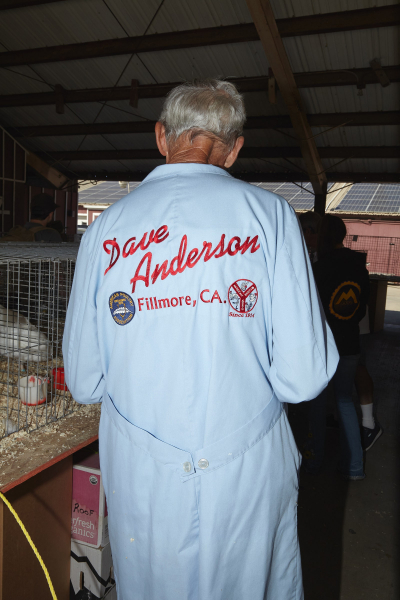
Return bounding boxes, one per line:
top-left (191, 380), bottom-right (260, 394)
top-left (0, 5), bottom-right (398, 67)
top-left (0, 0), bottom-right (65, 9)
top-left (1, 66), bottom-right (398, 108)
top-left (11, 111), bottom-right (400, 138)
top-left (36, 147), bottom-right (400, 161)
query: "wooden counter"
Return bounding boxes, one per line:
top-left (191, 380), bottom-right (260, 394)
top-left (0, 405), bottom-right (100, 600)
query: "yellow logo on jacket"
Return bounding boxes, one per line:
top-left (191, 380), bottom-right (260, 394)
top-left (329, 281), bottom-right (361, 321)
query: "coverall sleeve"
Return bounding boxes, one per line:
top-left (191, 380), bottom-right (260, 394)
top-left (269, 209), bottom-right (339, 403)
top-left (62, 233), bottom-right (105, 404)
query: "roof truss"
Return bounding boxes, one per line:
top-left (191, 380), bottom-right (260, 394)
top-left (0, 0), bottom-right (64, 9)
top-left (38, 146), bottom-right (400, 161)
top-left (2, 65), bottom-right (398, 109)
top-left (0, 5), bottom-right (398, 67)
top-left (11, 111), bottom-right (400, 138)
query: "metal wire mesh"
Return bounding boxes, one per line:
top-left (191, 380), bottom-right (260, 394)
top-left (344, 235), bottom-right (400, 277)
top-left (0, 243), bottom-right (79, 439)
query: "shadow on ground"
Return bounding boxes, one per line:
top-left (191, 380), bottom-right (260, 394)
top-left (289, 404), bottom-right (349, 600)
top-left (288, 319), bottom-right (400, 600)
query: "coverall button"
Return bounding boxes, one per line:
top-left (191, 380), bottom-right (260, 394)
top-left (183, 461), bottom-right (192, 473)
top-left (198, 458), bottom-right (209, 469)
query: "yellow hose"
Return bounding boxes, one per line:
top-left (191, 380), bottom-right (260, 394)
top-left (0, 491), bottom-right (58, 600)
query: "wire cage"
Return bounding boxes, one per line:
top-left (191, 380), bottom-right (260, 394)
top-left (0, 243), bottom-right (79, 439)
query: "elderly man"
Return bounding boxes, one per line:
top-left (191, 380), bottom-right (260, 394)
top-left (63, 80), bottom-right (338, 600)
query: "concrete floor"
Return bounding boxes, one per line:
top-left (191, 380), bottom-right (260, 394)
top-left (289, 284), bottom-right (400, 600)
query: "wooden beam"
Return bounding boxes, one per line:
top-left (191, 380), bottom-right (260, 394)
top-left (37, 146), bottom-right (400, 161)
top-left (277, 4), bottom-right (399, 36)
top-left (308, 111), bottom-right (400, 128)
top-left (370, 58), bottom-right (391, 88)
top-left (26, 151), bottom-right (69, 188)
top-left (54, 84), bottom-right (64, 114)
top-left (129, 79), bottom-right (139, 109)
top-left (2, 66), bottom-right (399, 108)
top-left (72, 171), bottom-right (400, 184)
top-left (314, 181), bottom-right (328, 216)
top-left (0, 5), bottom-right (398, 67)
top-left (246, 0), bottom-right (327, 195)
top-left (268, 68), bottom-right (276, 104)
top-left (0, 0), bottom-right (65, 9)
top-left (12, 111), bottom-right (400, 138)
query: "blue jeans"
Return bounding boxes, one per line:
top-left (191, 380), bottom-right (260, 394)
top-left (307, 354), bottom-right (364, 477)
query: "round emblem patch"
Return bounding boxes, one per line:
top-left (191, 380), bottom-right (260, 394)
top-left (329, 281), bottom-right (361, 320)
top-left (228, 279), bottom-right (258, 313)
top-left (109, 291), bottom-right (135, 325)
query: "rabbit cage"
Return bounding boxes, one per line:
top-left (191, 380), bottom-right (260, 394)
top-left (0, 243), bottom-right (80, 439)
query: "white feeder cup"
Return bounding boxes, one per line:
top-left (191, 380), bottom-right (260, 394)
top-left (18, 375), bottom-right (48, 406)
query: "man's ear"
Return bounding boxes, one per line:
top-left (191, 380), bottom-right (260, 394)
top-left (224, 136), bottom-right (245, 168)
top-left (155, 122), bottom-right (168, 157)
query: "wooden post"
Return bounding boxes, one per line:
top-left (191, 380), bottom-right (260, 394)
top-left (26, 152), bottom-right (69, 189)
top-left (314, 180), bottom-right (328, 216)
top-left (268, 68), bottom-right (276, 104)
top-left (245, 0), bottom-right (328, 197)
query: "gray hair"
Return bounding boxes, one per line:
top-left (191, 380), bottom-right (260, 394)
top-left (159, 79), bottom-right (246, 149)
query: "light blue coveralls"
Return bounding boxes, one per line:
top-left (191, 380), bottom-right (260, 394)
top-left (63, 164), bottom-right (339, 600)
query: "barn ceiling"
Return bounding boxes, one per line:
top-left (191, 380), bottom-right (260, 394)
top-left (0, 0), bottom-right (398, 188)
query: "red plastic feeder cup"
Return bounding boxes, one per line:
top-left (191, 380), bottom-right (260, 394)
top-left (53, 367), bottom-right (68, 392)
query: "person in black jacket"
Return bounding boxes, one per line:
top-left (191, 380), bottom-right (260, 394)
top-left (305, 215), bottom-right (369, 480)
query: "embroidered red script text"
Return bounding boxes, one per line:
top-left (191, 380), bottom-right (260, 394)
top-left (103, 228), bottom-right (260, 293)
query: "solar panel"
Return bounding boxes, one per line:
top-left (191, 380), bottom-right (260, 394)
top-left (78, 181), bottom-right (141, 204)
top-left (334, 183), bottom-right (400, 213)
top-left (289, 182), bottom-right (315, 210)
top-left (333, 184), bottom-right (378, 212)
top-left (254, 182), bottom-right (313, 205)
top-left (367, 185), bottom-right (400, 213)
top-left (255, 183), bottom-right (288, 193)
top-left (253, 181), bottom-right (333, 210)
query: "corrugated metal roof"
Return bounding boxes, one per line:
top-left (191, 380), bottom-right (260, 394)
top-left (0, 0), bottom-right (398, 182)
top-left (318, 157), bottom-right (400, 174)
top-left (301, 83), bottom-right (400, 115)
top-left (269, 0), bottom-right (398, 20)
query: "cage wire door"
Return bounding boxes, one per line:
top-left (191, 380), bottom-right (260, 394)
top-left (0, 244), bottom-right (79, 439)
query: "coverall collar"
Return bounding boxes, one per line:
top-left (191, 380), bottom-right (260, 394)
top-left (143, 163), bottom-right (234, 182)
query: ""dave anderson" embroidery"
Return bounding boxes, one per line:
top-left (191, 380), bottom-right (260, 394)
top-left (103, 225), bottom-right (260, 293)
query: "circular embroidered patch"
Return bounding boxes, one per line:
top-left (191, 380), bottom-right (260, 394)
top-left (329, 281), bottom-right (361, 320)
top-left (109, 291), bottom-right (135, 325)
top-left (228, 279), bottom-right (258, 313)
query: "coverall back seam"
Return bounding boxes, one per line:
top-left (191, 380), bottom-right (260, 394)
top-left (188, 408), bottom-right (284, 480)
top-left (102, 401), bottom-right (188, 471)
